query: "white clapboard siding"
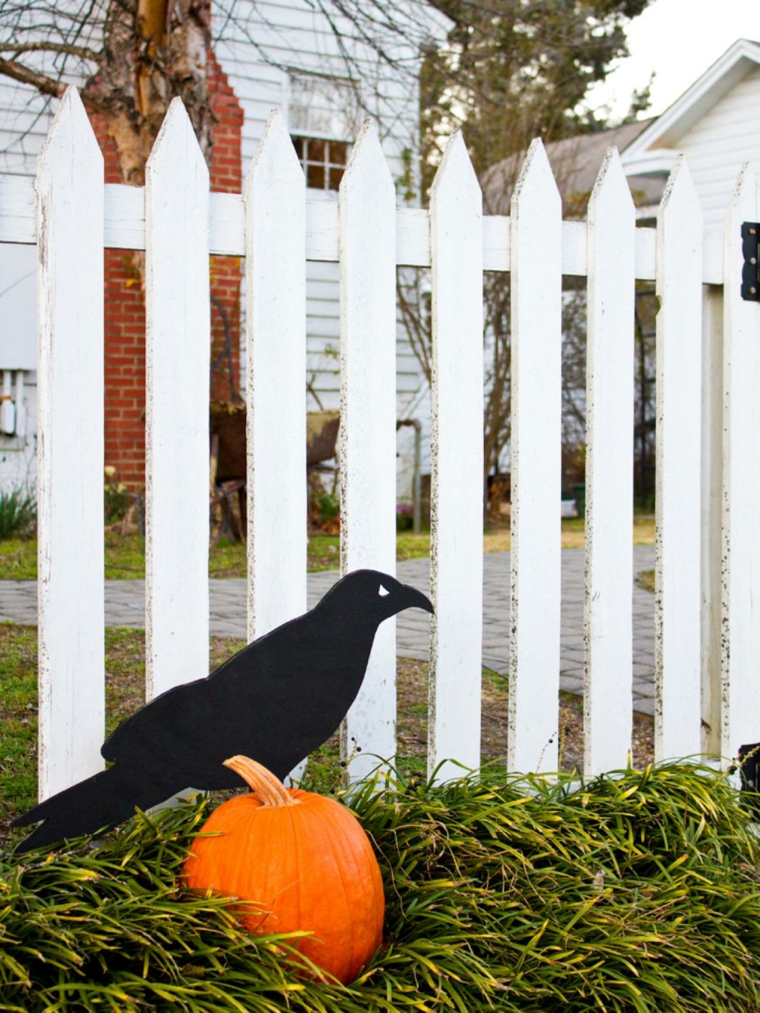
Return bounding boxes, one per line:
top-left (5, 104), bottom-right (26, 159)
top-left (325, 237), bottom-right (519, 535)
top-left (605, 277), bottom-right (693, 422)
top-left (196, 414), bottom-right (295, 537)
top-left (428, 132), bottom-right (484, 780)
top-left (36, 87), bottom-right (105, 799)
top-left (245, 110), bottom-right (307, 642)
top-left (144, 99), bottom-right (210, 700)
top-left (338, 120), bottom-right (397, 780)
top-left (508, 140), bottom-right (563, 774)
top-left (583, 149), bottom-right (636, 776)
top-left (721, 165), bottom-right (760, 761)
top-left (655, 156), bottom-right (703, 761)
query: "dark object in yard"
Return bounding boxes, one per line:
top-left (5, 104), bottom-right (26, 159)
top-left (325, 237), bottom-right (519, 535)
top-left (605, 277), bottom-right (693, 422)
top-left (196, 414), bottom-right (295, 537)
top-left (737, 741), bottom-right (760, 815)
top-left (210, 402), bottom-right (340, 482)
top-left (12, 570), bottom-right (433, 854)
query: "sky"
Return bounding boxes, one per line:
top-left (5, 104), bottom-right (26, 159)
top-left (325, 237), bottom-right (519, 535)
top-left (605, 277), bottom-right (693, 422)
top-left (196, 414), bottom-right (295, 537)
top-left (585, 0), bottom-right (759, 121)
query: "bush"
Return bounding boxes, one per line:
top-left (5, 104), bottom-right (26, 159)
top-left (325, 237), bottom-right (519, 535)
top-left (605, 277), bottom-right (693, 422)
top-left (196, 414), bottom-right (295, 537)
top-left (396, 503), bottom-right (414, 531)
top-left (2, 763), bottom-right (760, 1012)
top-left (0, 486), bottom-right (36, 540)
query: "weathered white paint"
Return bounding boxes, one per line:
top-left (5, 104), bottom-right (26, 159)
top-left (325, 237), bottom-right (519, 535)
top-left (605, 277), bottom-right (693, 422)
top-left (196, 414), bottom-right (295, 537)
top-left (35, 87), bottom-right (105, 800)
top-left (508, 140), bottom-right (563, 774)
top-left (144, 99), bottom-right (210, 701)
top-left (338, 120), bottom-right (397, 780)
top-left (245, 110), bottom-right (307, 641)
top-left (428, 132), bottom-right (483, 781)
top-left (11, 99), bottom-right (760, 787)
top-left (0, 174), bottom-right (730, 286)
top-left (583, 149), bottom-right (635, 776)
top-left (654, 156), bottom-right (703, 761)
top-left (721, 165), bottom-right (760, 762)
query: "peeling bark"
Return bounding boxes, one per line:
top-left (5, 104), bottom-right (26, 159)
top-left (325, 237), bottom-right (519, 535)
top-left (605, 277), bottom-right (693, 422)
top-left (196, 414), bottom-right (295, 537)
top-left (83, 0), bottom-right (213, 185)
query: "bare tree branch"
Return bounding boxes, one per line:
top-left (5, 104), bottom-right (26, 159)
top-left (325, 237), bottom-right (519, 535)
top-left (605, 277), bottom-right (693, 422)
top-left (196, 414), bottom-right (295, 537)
top-left (0, 57), bottom-right (68, 99)
top-left (0, 41), bottom-right (101, 62)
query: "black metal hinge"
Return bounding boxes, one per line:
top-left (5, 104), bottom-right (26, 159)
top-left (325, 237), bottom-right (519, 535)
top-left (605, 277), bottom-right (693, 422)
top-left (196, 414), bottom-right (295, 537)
top-left (742, 222), bottom-right (760, 301)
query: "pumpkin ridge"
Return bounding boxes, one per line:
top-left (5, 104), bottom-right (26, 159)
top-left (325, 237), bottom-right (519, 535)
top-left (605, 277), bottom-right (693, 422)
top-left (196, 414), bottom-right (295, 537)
top-left (323, 804), bottom-right (358, 980)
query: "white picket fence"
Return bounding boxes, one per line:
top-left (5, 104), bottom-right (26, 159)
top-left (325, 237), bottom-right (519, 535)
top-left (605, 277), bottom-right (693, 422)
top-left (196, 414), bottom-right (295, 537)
top-left (2, 86), bottom-right (760, 802)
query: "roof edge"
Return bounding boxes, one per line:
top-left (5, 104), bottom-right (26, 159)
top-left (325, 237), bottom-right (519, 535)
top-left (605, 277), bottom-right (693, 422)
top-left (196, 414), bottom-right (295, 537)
top-left (621, 38), bottom-right (760, 162)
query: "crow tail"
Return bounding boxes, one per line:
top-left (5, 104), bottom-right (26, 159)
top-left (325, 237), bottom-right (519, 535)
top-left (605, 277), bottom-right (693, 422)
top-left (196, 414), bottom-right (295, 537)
top-left (11, 764), bottom-right (171, 855)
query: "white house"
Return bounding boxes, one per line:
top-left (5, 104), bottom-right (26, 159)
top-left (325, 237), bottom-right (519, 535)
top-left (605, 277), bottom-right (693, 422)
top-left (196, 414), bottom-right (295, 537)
top-left (0, 0), bottom-right (444, 499)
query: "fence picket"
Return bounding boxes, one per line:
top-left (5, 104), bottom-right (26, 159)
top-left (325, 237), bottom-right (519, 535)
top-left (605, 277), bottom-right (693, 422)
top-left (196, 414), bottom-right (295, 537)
top-left (655, 156), bottom-right (703, 760)
top-left (36, 87), bottom-right (105, 800)
top-left (583, 150), bottom-right (635, 776)
top-left (144, 99), bottom-right (210, 700)
top-left (721, 165), bottom-right (760, 762)
top-left (508, 140), bottom-right (563, 773)
top-left (245, 111), bottom-right (307, 642)
top-left (338, 121), bottom-right (398, 780)
top-left (428, 132), bottom-right (483, 780)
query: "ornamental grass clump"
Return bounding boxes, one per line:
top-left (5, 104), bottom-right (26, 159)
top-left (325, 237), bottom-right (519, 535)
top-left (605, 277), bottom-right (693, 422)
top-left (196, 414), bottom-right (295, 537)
top-left (1, 762), bottom-right (760, 1012)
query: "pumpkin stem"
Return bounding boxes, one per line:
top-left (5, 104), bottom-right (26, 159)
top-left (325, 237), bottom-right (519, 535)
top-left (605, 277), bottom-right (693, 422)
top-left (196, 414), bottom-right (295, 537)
top-left (223, 755), bottom-right (300, 807)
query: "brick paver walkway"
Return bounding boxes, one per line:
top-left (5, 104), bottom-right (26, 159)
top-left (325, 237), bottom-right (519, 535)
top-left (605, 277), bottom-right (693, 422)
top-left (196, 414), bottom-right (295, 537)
top-left (0, 546), bottom-right (656, 714)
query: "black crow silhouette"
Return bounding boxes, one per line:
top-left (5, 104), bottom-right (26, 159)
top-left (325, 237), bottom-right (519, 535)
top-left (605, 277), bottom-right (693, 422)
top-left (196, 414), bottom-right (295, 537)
top-left (12, 569), bottom-right (433, 854)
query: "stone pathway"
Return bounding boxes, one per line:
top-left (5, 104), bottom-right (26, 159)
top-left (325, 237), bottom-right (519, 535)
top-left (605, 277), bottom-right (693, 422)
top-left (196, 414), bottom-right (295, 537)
top-left (0, 546), bottom-right (656, 714)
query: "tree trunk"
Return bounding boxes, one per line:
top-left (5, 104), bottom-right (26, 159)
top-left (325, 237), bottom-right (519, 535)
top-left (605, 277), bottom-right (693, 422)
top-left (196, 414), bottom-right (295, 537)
top-left (84, 0), bottom-right (213, 185)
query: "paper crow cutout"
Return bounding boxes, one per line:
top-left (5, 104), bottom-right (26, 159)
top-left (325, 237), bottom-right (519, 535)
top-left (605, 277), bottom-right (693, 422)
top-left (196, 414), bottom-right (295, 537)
top-left (12, 569), bottom-right (433, 854)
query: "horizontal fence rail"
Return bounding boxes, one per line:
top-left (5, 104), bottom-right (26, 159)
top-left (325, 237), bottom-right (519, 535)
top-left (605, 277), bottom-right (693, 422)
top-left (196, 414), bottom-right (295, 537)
top-left (0, 172), bottom-right (727, 282)
top-left (1, 86), bottom-right (759, 801)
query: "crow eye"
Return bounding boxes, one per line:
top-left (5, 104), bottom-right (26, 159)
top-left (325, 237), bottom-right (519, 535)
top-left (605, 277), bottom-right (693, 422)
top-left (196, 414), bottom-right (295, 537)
top-left (378, 584), bottom-right (390, 597)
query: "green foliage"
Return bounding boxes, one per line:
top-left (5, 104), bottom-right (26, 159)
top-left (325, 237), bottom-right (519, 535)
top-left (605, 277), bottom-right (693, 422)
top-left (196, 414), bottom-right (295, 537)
top-left (421, 0), bottom-right (654, 190)
top-left (2, 764), bottom-right (760, 1011)
top-left (0, 487), bottom-right (35, 541)
top-left (103, 468), bottom-right (132, 525)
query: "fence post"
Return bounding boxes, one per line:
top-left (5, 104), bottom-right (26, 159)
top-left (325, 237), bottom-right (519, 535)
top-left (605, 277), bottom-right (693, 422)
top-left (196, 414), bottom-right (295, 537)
top-left (245, 110), bottom-right (307, 643)
top-left (508, 139), bottom-right (562, 773)
top-left (654, 156), bottom-right (703, 760)
top-left (700, 283), bottom-right (723, 757)
top-left (721, 164), bottom-right (760, 763)
top-left (584, 148), bottom-right (635, 776)
top-left (144, 98), bottom-right (210, 700)
top-left (338, 120), bottom-right (397, 780)
top-left (428, 131), bottom-right (483, 780)
top-left (36, 87), bottom-right (105, 800)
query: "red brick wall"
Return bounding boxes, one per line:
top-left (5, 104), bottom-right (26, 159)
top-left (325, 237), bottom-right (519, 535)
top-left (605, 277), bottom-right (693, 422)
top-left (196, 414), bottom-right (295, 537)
top-left (90, 54), bottom-right (244, 490)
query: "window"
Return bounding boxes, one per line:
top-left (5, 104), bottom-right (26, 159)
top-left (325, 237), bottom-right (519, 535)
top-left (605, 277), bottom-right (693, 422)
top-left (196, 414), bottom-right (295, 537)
top-left (291, 135), bottom-right (350, 191)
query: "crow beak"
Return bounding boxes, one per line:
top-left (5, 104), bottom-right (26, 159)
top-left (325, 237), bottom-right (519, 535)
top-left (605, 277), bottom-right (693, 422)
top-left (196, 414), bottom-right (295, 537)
top-left (401, 584), bottom-right (434, 614)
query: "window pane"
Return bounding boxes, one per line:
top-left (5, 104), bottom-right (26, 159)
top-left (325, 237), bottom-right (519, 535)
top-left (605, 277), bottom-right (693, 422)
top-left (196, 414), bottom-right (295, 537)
top-left (292, 136), bottom-right (304, 158)
top-left (328, 141), bottom-right (348, 166)
top-left (329, 166), bottom-right (345, 191)
top-left (307, 163), bottom-right (326, 189)
top-left (309, 138), bottom-right (326, 163)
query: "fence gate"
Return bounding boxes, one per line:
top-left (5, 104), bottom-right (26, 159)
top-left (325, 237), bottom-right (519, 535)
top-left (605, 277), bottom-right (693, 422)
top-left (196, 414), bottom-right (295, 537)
top-left (0, 86), bottom-right (759, 799)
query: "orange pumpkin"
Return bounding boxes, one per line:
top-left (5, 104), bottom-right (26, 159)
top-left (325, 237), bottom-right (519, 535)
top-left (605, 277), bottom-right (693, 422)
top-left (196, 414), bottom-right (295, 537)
top-left (182, 755), bottom-right (385, 984)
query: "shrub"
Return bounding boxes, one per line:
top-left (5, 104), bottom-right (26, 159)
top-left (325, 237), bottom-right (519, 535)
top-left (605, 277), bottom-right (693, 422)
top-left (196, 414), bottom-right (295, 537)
top-left (2, 763), bottom-right (760, 1012)
top-left (0, 486), bottom-right (36, 540)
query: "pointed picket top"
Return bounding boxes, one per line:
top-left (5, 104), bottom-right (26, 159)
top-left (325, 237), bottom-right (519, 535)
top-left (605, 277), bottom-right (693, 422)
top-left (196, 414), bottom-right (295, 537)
top-left (247, 107), bottom-right (304, 192)
top-left (430, 130), bottom-right (480, 207)
top-left (38, 85), bottom-right (102, 174)
top-left (146, 96), bottom-right (208, 184)
top-left (726, 161), bottom-right (758, 224)
top-left (339, 118), bottom-right (394, 205)
top-left (659, 154), bottom-right (700, 224)
top-left (511, 137), bottom-right (560, 217)
top-left (588, 147), bottom-right (634, 221)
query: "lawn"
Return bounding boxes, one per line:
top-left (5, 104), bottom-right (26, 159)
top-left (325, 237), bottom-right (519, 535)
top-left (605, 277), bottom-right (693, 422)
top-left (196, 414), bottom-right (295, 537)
top-left (0, 517), bottom-right (656, 581)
